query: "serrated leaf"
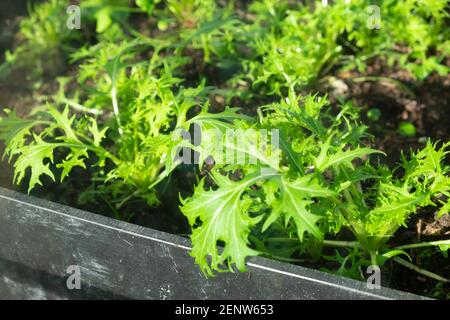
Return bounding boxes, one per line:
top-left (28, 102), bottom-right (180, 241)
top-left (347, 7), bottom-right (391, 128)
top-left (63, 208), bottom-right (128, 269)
top-left (0, 110), bottom-right (43, 160)
top-left (88, 119), bottom-right (108, 147)
top-left (366, 183), bottom-right (425, 235)
top-left (188, 107), bottom-right (250, 132)
top-left (47, 106), bottom-right (78, 142)
top-left (190, 110), bottom-right (280, 169)
top-left (438, 201), bottom-right (450, 217)
top-left (180, 172), bottom-right (265, 276)
top-left (278, 128), bottom-right (303, 173)
top-left (12, 133), bottom-right (55, 193)
top-left (57, 148), bottom-right (89, 182)
top-left (262, 175), bottom-right (337, 241)
top-left (316, 144), bottom-right (383, 172)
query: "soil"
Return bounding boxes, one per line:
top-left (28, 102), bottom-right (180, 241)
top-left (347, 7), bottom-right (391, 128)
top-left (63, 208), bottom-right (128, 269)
top-left (0, 2), bottom-right (449, 299)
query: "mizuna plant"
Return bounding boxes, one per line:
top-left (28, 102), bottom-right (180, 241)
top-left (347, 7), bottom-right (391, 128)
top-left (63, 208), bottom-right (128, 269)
top-left (0, 0), bottom-right (82, 83)
top-left (180, 92), bottom-right (450, 280)
top-left (0, 0), bottom-right (448, 292)
top-left (0, 51), bottom-right (245, 217)
top-left (239, 0), bottom-right (449, 96)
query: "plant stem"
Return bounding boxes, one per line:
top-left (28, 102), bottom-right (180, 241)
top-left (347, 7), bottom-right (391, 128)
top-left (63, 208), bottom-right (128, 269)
top-left (269, 255), bottom-right (305, 263)
top-left (264, 237), bottom-right (298, 243)
top-left (323, 240), bottom-right (358, 248)
top-left (116, 189), bottom-right (141, 209)
top-left (111, 85), bottom-right (123, 136)
top-left (264, 238), bottom-right (358, 248)
top-left (393, 256), bottom-right (449, 283)
top-left (58, 97), bottom-right (103, 116)
top-left (370, 251), bottom-right (378, 266)
top-left (394, 240), bottom-right (450, 251)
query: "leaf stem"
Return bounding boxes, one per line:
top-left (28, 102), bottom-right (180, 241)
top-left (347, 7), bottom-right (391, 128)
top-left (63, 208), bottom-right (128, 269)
top-left (264, 238), bottom-right (358, 248)
top-left (58, 97), bottom-right (103, 116)
top-left (370, 251), bottom-right (378, 266)
top-left (269, 255), bottom-right (306, 263)
top-left (323, 240), bottom-right (359, 248)
top-left (393, 256), bottom-right (449, 283)
top-left (393, 240), bottom-right (450, 251)
top-left (111, 85), bottom-right (123, 136)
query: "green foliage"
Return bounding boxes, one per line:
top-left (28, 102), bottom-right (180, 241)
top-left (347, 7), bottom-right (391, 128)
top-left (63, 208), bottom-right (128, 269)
top-left (181, 172), bottom-right (265, 275)
top-left (0, 50), bottom-right (245, 210)
top-left (240, 0), bottom-right (449, 95)
top-left (136, 0), bottom-right (160, 15)
top-left (80, 0), bottom-right (133, 36)
top-left (1, 0), bottom-right (82, 83)
top-left (0, 0), bottom-right (449, 288)
top-left (180, 93), bottom-right (450, 276)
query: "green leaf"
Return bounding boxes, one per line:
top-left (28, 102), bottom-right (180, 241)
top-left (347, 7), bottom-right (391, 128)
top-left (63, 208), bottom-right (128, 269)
top-left (262, 175), bottom-right (337, 241)
top-left (47, 106), bottom-right (79, 142)
top-left (12, 133), bottom-right (55, 193)
top-left (438, 201), bottom-right (450, 218)
top-left (57, 148), bottom-right (89, 182)
top-left (398, 121), bottom-right (416, 137)
top-left (0, 110), bottom-right (44, 160)
top-left (188, 108), bottom-right (280, 168)
top-left (278, 128), bottom-right (303, 173)
top-left (437, 242), bottom-right (450, 258)
top-left (366, 184), bottom-right (427, 236)
top-left (88, 119), bottom-right (108, 147)
top-left (180, 172), bottom-right (265, 276)
top-left (2, 106), bottom-right (111, 192)
top-left (322, 248), bottom-right (367, 280)
top-left (199, 127), bottom-right (280, 169)
top-left (316, 144), bottom-right (383, 172)
top-left (95, 7), bottom-right (113, 33)
top-left (367, 108), bottom-right (381, 121)
top-left (188, 107), bottom-right (250, 130)
top-left (380, 249), bottom-right (411, 265)
top-left (136, 0), bottom-right (159, 15)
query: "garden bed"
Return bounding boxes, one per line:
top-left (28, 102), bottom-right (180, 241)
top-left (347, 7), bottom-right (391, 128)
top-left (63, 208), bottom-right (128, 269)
top-left (0, 0), bottom-right (449, 300)
top-left (0, 186), bottom-right (425, 300)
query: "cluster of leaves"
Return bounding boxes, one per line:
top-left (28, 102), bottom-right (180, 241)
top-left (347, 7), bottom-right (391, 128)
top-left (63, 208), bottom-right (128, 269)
top-left (0, 0), bottom-right (449, 286)
top-left (0, 0), bottom-right (148, 84)
top-left (181, 91), bottom-right (450, 276)
top-left (239, 0), bottom-right (450, 96)
top-left (0, 0), bottom-right (82, 83)
top-left (0, 49), bottom-right (245, 213)
top-left (82, 0), bottom-right (135, 34)
top-left (0, 0), bottom-right (243, 209)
